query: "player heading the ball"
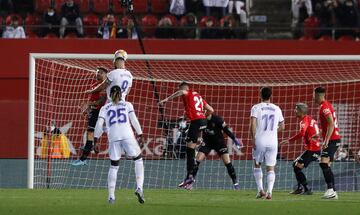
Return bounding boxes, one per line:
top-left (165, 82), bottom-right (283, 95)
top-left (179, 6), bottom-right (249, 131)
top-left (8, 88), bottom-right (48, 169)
top-left (251, 87), bottom-right (285, 200)
top-left (281, 103), bottom-right (321, 195)
top-left (314, 86), bottom-right (341, 199)
top-left (86, 49), bottom-right (133, 102)
top-left (158, 82), bottom-right (214, 189)
top-left (94, 85), bottom-right (145, 204)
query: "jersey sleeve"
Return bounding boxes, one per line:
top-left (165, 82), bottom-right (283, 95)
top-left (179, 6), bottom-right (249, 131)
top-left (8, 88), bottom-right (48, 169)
top-left (106, 71), bottom-right (114, 84)
top-left (214, 116), bottom-right (236, 141)
top-left (278, 107), bottom-right (284, 123)
top-left (321, 105), bottom-right (332, 118)
top-left (98, 107), bottom-right (106, 121)
top-left (250, 105), bottom-right (258, 118)
top-left (289, 119), bottom-right (308, 142)
top-left (127, 102), bottom-right (143, 135)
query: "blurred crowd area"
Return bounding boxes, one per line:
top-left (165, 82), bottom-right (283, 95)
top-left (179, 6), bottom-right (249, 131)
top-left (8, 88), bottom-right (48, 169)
top-left (0, 0), bottom-right (359, 40)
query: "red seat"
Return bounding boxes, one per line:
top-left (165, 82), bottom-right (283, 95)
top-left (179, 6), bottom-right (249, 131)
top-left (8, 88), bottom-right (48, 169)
top-left (0, 17), bottom-right (3, 27)
top-left (318, 35), bottom-right (332, 41)
top-left (83, 14), bottom-right (100, 37)
top-left (162, 14), bottom-right (177, 26)
top-left (25, 14), bottom-right (41, 35)
top-left (142, 14), bottom-right (158, 38)
top-left (54, 0), bottom-right (90, 13)
top-left (151, 0), bottom-right (169, 13)
top-left (220, 15), bottom-right (236, 27)
top-left (5, 14), bottom-right (23, 25)
top-left (338, 35), bottom-right (354, 41)
top-left (199, 16), bottom-right (218, 27)
top-left (35, 0), bottom-right (51, 13)
top-left (44, 33), bottom-right (58, 38)
top-left (303, 16), bottom-right (319, 39)
top-left (27, 32), bottom-right (39, 38)
top-left (64, 32), bottom-right (78, 38)
top-left (133, 0), bottom-right (148, 13)
top-left (93, 0), bottom-right (110, 13)
top-left (111, 0), bottom-right (123, 13)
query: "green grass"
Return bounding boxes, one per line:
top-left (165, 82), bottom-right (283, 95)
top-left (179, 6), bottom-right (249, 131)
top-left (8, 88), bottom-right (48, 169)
top-left (0, 189), bottom-right (360, 215)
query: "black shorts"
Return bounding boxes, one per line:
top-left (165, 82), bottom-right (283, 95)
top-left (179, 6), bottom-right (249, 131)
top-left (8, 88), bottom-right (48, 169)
top-left (199, 138), bottom-right (229, 156)
top-left (294, 150), bottom-right (320, 168)
top-left (321, 139), bottom-right (341, 161)
top-left (186, 118), bottom-right (207, 143)
top-left (88, 108), bottom-right (100, 131)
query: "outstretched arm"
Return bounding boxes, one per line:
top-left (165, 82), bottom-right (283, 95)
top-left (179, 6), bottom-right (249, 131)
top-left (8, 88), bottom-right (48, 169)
top-left (85, 79), bottom-right (108, 94)
top-left (158, 90), bottom-right (187, 105)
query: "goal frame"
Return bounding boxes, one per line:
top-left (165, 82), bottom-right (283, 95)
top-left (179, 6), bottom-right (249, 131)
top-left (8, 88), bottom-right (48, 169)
top-left (28, 53), bottom-right (360, 189)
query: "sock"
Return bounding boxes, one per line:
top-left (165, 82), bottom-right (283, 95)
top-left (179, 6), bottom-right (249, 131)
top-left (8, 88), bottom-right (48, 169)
top-left (192, 160), bottom-right (201, 178)
top-left (253, 168), bottom-right (263, 192)
top-left (225, 162), bottom-right (237, 184)
top-left (108, 165), bottom-right (119, 200)
top-left (186, 147), bottom-right (196, 178)
top-left (294, 166), bottom-right (308, 191)
top-left (320, 163), bottom-right (335, 190)
top-left (134, 158), bottom-right (144, 191)
top-left (80, 140), bottom-right (93, 161)
top-left (266, 171), bottom-right (275, 194)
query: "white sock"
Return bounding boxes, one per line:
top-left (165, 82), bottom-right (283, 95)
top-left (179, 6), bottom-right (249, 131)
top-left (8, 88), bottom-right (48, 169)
top-left (108, 165), bottom-right (119, 200)
top-left (134, 158), bottom-right (144, 191)
top-left (267, 170), bottom-right (276, 194)
top-left (253, 168), bottom-right (263, 192)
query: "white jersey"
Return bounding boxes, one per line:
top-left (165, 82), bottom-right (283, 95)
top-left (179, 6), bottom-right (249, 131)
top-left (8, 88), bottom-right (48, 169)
top-left (106, 68), bottom-right (133, 101)
top-left (251, 102), bottom-right (284, 147)
top-left (94, 101), bottom-right (142, 143)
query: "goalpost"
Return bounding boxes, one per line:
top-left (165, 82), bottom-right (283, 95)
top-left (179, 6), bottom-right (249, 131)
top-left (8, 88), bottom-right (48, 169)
top-left (28, 54), bottom-right (360, 191)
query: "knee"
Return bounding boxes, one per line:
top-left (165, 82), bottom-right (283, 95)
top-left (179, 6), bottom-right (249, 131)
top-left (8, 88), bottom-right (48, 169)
top-left (133, 154), bottom-right (142, 161)
top-left (110, 160), bottom-right (120, 166)
top-left (76, 18), bottom-right (83, 25)
top-left (60, 18), bottom-right (67, 25)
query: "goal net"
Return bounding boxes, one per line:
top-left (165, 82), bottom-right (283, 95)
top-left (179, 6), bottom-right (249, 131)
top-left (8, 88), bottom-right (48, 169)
top-left (29, 54), bottom-right (360, 191)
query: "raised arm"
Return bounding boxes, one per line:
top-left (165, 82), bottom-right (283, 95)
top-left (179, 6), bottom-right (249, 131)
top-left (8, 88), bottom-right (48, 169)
top-left (86, 79), bottom-right (108, 94)
top-left (158, 90), bottom-right (186, 105)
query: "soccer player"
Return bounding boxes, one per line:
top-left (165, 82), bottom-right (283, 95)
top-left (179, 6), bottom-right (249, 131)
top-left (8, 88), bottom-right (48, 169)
top-left (87, 49), bottom-right (133, 101)
top-left (94, 85), bottom-right (145, 204)
top-left (251, 87), bottom-right (284, 200)
top-left (314, 87), bottom-right (341, 199)
top-left (158, 82), bottom-right (214, 188)
top-left (71, 67), bottom-right (108, 166)
top-left (280, 103), bottom-right (321, 195)
top-left (189, 114), bottom-right (242, 190)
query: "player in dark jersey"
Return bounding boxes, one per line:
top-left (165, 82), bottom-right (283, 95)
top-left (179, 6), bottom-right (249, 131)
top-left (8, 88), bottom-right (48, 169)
top-left (281, 103), bottom-right (321, 195)
top-left (314, 87), bottom-right (340, 199)
top-left (187, 114), bottom-right (242, 190)
top-left (158, 82), bottom-right (214, 188)
top-left (71, 67), bottom-right (108, 166)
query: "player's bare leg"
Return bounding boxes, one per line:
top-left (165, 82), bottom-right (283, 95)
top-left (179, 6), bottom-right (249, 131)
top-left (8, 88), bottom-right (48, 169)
top-left (320, 157), bottom-right (338, 199)
top-left (265, 166), bottom-right (275, 200)
top-left (253, 161), bottom-right (266, 198)
top-left (221, 154), bottom-right (239, 190)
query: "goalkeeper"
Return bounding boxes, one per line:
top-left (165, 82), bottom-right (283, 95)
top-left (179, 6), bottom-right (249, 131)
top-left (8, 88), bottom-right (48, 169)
top-left (187, 114), bottom-right (243, 190)
top-left (72, 67), bottom-right (108, 166)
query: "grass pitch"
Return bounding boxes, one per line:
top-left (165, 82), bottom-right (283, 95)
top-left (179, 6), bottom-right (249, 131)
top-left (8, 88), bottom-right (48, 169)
top-left (0, 189), bottom-right (359, 215)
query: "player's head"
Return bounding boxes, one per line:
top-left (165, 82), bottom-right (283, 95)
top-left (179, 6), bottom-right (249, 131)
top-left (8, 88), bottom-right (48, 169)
top-left (178, 82), bottom-right (189, 90)
top-left (295, 103), bottom-right (308, 118)
top-left (96, 67), bottom-right (108, 81)
top-left (260, 87), bottom-right (272, 101)
top-left (110, 85), bottom-right (122, 104)
top-left (314, 86), bottom-right (326, 104)
top-left (113, 49), bottom-right (127, 69)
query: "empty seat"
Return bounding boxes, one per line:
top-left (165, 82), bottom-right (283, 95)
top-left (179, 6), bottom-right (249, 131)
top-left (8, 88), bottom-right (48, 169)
top-left (93, 0), bottom-right (110, 14)
top-left (142, 14), bottom-right (158, 38)
top-left (35, 0), bottom-right (51, 13)
top-left (199, 16), bottom-right (218, 27)
top-left (151, 0), bottom-right (169, 13)
top-left (162, 14), bottom-right (177, 26)
top-left (111, 0), bottom-right (123, 14)
top-left (83, 14), bottom-right (100, 37)
top-left (133, 0), bottom-right (148, 13)
top-left (25, 14), bottom-right (41, 35)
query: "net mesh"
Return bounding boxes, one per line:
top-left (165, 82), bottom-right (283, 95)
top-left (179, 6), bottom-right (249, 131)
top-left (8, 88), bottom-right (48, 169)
top-left (32, 55), bottom-right (360, 191)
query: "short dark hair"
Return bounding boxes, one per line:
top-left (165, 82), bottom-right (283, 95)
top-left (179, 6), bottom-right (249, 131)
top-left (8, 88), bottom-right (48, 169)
top-left (96, 66), bottom-right (108, 73)
top-left (179, 81), bottom-right (189, 88)
top-left (314, 86), bottom-right (326, 94)
top-left (261, 87), bottom-right (272, 100)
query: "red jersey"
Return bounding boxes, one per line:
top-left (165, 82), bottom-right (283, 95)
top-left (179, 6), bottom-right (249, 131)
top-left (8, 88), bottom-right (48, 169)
top-left (319, 100), bottom-right (340, 140)
top-left (289, 115), bottom-right (321, 151)
top-left (89, 82), bottom-right (106, 110)
top-left (182, 89), bottom-right (207, 121)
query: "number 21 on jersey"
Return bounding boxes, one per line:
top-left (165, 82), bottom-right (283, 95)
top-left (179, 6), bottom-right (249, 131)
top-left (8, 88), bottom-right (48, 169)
top-left (194, 96), bottom-right (204, 112)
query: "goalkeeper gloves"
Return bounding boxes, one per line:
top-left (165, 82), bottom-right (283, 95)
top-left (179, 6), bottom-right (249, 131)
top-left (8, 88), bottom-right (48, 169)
top-left (233, 138), bottom-right (243, 150)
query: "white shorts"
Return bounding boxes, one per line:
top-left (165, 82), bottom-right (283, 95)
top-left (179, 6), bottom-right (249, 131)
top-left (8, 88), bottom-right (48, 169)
top-left (252, 144), bottom-right (278, 166)
top-left (109, 139), bottom-right (141, 161)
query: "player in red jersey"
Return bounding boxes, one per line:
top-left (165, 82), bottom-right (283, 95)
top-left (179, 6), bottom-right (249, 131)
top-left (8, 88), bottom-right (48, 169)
top-left (158, 82), bottom-right (214, 188)
top-left (281, 103), bottom-right (321, 195)
top-left (314, 87), bottom-right (340, 199)
top-left (71, 67), bottom-right (108, 166)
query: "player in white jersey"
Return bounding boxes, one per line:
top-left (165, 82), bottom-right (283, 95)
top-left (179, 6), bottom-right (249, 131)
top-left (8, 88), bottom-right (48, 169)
top-left (250, 87), bottom-right (285, 200)
top-left (86, 49), bottom-right (133, 101)
top-left (93, 85), bottom-right (145, 204)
